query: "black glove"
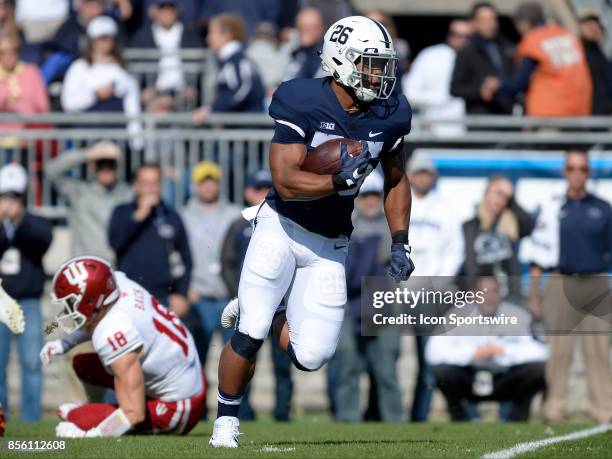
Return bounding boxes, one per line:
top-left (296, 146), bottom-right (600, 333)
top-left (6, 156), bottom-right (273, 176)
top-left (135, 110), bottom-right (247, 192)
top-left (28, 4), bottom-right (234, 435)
top-left (332, 141), bottom-right (371, 192)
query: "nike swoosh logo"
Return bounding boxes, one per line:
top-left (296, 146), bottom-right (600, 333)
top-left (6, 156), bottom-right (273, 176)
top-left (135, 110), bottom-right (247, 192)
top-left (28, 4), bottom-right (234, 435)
top-left (369, 131), bottom-right (382, 138)
top-left (334, 244), bottom-right (347, 250)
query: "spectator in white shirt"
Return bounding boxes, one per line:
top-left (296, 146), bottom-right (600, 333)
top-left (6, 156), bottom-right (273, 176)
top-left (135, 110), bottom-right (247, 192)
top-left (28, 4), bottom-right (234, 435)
top-left (61, 16), bottom-right (143, 150)
top-left (130, 0), bottom-right (202, 110)
top-left (406, 152), bottom-right (464, 422)
top-left (426, 276), bottom-right (547, 421)
top-left (409, 152), bottom-right (464, 277)
top-left (403, 20), bottom-right (472, 137)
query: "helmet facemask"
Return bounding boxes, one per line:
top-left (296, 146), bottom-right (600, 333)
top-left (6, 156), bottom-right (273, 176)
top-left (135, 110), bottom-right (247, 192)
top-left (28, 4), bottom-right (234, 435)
top-left (346, 49), bottom-right (397, 102)
top-left (52, 292), bottom-right (87, 334)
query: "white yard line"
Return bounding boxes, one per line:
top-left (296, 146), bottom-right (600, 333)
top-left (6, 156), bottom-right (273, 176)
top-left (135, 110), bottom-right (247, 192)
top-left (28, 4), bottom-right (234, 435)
top-left (482, 424), bottom-right (611, 459)
top-left (259, 445), bottom-right (296, 453)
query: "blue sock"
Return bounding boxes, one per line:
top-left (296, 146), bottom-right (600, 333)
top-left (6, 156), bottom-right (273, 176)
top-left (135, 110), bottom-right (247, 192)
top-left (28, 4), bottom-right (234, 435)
top-left (217, 388), bottom-right (243, 418)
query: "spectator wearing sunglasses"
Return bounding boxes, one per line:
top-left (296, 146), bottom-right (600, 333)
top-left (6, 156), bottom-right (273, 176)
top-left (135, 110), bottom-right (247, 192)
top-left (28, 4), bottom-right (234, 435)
top-left (526, 150), bottom-right (612, 424)
top-left (45, 141), bottom-right (132, 261)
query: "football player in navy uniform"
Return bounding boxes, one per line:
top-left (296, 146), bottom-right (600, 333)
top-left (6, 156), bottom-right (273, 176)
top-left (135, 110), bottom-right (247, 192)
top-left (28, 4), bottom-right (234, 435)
top-left (210, 16), bottom-right (414, 447)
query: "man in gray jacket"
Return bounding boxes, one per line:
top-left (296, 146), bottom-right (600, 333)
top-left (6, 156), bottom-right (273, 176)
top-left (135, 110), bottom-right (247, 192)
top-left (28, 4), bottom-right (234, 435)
top-left (45, 142), bottom-right (131, 261)
top-left (182, 161), bottom-right (241, 367)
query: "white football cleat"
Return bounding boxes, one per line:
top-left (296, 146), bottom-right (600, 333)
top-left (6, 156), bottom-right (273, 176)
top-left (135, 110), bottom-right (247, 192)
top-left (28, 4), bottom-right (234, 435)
top-left (56, 402), bottom-right (84, 421)
top-left (220, 298), bottom-right (239, 329)
top-left (55, 421), bottom-right (86, 438)
top-left (0, 281), bottom-right (24, 334)
top-left (209, 416), bottom-right (240, 448)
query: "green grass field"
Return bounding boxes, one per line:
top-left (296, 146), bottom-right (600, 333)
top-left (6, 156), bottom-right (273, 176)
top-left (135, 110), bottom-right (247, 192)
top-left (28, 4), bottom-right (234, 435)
top-left (1, 419), bottom-right (610, 458)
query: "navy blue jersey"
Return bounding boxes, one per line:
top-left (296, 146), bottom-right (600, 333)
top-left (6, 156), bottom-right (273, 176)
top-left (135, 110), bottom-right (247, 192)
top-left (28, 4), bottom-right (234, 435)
top-left (213, 44), bottom-right (265, 113)
top-left (266, 77), bottom-right (412, 238)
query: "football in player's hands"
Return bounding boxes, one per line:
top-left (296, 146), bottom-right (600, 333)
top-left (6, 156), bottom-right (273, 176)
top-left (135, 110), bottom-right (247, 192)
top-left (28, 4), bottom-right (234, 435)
top-left (301, 138), bottom-right (362, 175)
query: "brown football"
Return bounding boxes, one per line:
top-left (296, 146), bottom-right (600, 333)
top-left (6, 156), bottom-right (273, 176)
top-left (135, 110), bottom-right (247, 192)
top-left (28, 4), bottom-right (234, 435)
top-left (301, 138), bottom-right (362, 175)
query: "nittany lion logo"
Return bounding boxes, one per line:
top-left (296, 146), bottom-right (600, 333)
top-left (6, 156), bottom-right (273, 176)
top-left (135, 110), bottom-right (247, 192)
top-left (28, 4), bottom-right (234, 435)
top-left (63, 261), bottom-right (89, 291)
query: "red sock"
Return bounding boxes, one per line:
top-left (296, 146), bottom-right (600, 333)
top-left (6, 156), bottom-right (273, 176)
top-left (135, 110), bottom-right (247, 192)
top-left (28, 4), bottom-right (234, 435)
top-left (67, 403), bottom-right (118, 430)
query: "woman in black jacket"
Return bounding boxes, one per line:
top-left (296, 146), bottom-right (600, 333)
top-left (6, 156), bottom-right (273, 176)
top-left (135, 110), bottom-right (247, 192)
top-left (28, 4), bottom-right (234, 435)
top-left (460, 175), bottom-right (535, 301)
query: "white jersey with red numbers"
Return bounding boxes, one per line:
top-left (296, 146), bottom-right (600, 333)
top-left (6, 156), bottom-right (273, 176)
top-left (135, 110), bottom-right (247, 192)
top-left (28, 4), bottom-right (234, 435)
top-left (91, 272), bottom-right (202, 402)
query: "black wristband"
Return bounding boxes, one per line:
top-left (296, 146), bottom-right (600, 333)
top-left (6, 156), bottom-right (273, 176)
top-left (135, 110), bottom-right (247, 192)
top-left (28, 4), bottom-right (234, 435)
top-left (332, 173), bottom-right (349, 191)
top-left (391, 231), bottom-right (409, 244)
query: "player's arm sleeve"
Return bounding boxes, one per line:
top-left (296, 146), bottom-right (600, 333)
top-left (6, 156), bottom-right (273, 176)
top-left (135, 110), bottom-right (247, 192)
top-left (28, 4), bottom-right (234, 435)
top-left (385, 137), bottom-right (405, 157)
top-left (93, 315), bottom-right (144, 367)
top-left (268, 83), bottom-right (308, 144)
top-left (61, 329), bottom-right (92, 350)
top-left (381, 99), bottom-right (412, 157)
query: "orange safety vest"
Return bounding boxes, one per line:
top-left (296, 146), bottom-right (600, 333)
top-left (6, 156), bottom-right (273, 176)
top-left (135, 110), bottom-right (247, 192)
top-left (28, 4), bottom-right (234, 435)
top-left (517, 24), bottom-right (592, 116)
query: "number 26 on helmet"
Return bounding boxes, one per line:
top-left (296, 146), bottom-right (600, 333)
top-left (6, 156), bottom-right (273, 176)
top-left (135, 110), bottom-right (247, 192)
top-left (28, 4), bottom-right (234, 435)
top-left (319, 15), bottom-right (398, 102)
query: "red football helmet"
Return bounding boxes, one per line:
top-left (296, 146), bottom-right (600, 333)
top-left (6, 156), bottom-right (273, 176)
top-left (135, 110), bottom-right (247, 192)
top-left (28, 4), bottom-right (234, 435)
top-left (52, 256), bottom-right (119, 333)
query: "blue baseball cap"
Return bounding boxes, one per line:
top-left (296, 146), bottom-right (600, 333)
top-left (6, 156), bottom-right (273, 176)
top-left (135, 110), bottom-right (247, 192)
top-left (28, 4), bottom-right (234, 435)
top-left (246, 170), bottom-right (272, 189)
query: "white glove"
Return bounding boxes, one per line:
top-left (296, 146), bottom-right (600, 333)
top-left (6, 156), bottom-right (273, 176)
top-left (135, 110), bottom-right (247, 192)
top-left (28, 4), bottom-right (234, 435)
top-left (40, 340), bottom-right (66, 366)
top-left (56, 421), bottom-right (86, 438)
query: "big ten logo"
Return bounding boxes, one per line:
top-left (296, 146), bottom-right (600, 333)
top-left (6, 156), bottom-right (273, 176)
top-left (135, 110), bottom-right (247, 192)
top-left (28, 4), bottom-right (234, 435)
top-left (541, 34), bottom-right (580, 69)
top-left (253, 239), bottom-right (285, 273)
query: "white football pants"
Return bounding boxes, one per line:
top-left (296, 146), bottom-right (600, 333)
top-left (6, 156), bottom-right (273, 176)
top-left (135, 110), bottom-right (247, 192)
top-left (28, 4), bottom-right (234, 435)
top-left (237, 203), bottom-right (348, 370)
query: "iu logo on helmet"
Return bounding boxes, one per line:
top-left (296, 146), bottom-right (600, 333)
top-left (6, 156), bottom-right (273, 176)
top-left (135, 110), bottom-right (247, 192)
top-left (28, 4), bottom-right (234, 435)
top-left (64, 261), bottom-right (89, 291)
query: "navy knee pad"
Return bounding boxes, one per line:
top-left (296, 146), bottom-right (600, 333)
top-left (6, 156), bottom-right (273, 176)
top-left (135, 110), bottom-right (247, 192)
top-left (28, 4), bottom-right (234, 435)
top-left (230, 330), bottom-right (263, 360)
top-left (287, 342), bottom-right (316, 372)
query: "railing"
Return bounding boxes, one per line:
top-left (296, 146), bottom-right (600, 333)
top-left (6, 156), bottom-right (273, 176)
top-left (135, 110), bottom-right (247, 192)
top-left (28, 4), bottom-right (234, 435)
top-left (125, 48), bottom-right (217, 109)
top-left (48, 49), bottom-right (218, 111)
top-left (1, 113), bottom-right (611, 217)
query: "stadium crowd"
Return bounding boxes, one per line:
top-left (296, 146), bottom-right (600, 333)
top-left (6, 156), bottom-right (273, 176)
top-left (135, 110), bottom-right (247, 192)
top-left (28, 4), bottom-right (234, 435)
top-left (0, 0), bottom-right (607, 133)
top-left (0, 0), bottom-right (610, 427)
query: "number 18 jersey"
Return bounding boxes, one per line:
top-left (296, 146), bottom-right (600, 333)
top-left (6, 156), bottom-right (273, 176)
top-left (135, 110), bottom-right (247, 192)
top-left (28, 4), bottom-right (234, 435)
top-left (91, 272), bottom-right (202, 401)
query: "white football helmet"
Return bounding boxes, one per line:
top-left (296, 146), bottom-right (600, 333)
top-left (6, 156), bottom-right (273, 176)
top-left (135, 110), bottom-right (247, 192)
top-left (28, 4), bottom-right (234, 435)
top-left (320, 16), bottom-right (398, 102)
